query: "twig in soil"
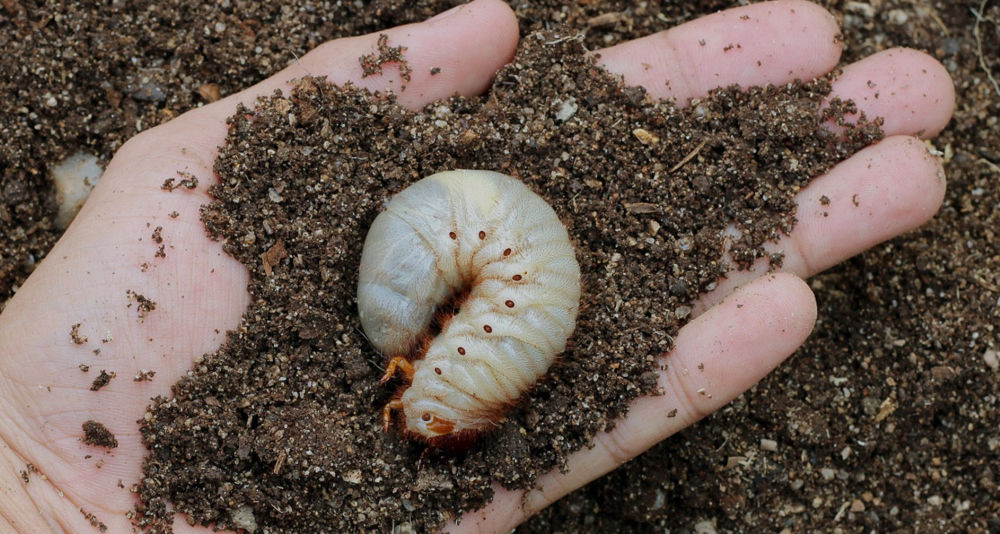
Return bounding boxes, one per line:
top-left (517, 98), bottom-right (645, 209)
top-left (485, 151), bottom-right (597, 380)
top-left (272, 449), bottom-right (287, 475)
top-left (669, 138), bottom-right (709, 173)
top-left (924, 8), bottom-right (950, 36)
top-left (544, 32), bottom-right (585, 46)
top-left (978, 157), bottom-right (1000, 174)
top-left (972, 0), bottom-right (1000, 99)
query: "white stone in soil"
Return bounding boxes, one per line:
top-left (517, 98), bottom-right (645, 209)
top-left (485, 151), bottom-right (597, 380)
top-left (52, 150), bottom-right (102, 230)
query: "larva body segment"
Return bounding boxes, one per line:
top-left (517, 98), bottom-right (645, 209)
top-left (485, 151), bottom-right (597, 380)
top-left (358, 170), bottom-right (581, 447)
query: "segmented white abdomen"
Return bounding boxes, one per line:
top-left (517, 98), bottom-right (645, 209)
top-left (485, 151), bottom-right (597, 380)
top-left (358, 170), bottom-right (581, 442)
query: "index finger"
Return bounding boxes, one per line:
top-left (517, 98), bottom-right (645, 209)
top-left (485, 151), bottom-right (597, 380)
top-left (594, 0), bottom-right (842, 104)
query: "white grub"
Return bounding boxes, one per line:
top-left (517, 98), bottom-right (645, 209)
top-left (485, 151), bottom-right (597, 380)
top-left (358, 170), bottom-right (581, 446)
top-left (51, 151), bottom-right (102, 229)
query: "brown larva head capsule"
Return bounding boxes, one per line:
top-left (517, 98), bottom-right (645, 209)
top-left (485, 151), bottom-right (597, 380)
top-left (411, 405), bottom-right (456, 436)
top-left (359, 170), bottom-right (582, 449)
top-left (399, 374), bottom-right (495, 450)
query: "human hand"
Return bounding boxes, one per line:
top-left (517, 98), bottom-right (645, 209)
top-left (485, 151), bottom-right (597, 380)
top-left (447, 1), bottom-right (953, 532)
top-left (0, 1), bottom-right (952, 533)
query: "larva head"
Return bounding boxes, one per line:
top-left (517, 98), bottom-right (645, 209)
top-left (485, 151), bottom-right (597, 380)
top-left (396, 359), bottom-right (504, 444)
top-left (400, 394), bottom-right (461, 439)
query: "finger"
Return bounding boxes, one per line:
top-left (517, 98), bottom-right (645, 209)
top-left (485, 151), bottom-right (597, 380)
top-left (68, 0), bottom-right (519, 248)
top-left (824, 47), bottom-right (955, 138)
top-left (196, 0), bottom-right (519, 121)
top-left (594, 0), bottom-right (842, 103)
top-left (688, 48), bottom-right (953, 314)
top-left (695, 135), bottom-right (945, 314)
top-left (451, 273), bottom-right (816, 533)
top-left (112, 0), bottom-right (519, 179)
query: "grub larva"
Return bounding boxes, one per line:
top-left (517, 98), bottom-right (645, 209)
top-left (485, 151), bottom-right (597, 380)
top-left (358, 170), bottom-right (581, 448)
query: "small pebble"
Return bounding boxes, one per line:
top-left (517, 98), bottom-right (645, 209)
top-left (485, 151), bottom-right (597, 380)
top-left (844, 1), bottom-right (875, 18)
top-left (886, 9), bottom-right (909, 25)
top-left (130, 81), bottom-right (167, 102)
top-left (693, 520), bottom-right (717, 534)
top-left (230, 505), bottom-right (257, 533)
top-left (400, 498), bottom-right (415, 512)
top-left (555, 97), bottom-right (578, 122)
top-left (984, 349), bottom-right (998, 371)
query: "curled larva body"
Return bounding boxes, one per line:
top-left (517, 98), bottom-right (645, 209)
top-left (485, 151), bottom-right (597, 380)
top-left (358, 170), bottom-right (581, 448)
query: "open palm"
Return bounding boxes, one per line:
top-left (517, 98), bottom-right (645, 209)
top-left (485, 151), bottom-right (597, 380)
top-left (0, 1), bottom-right (952, 531)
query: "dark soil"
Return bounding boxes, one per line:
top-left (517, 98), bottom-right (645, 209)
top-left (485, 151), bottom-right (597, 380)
top-left (1, 1), bottom-right (998, 533)
top-left (134, 32), bottom-right (875, 531)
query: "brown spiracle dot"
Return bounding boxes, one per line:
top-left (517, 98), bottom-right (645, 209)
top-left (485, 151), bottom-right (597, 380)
top-left (483, 324), bottom-right (493, 333)
top-left (505, 300), bottom-right (515, 308)
top-left (512, 274), bottom-right (522, 281)
top-left (503, 248), bottom-right (512, 256)
top-left (434, 367), bottom-right (442, 375)
top-left (478, 230), bottom-right (486, 240)
top-left (457, 347), bottom-right (466, 355)
top-left (449, 231), bottom-right (457, 240)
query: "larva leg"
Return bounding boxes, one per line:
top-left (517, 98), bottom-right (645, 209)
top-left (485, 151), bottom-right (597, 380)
top-left (380, 356), bottom-right (415, 384)
top-left (382, 398), bottom-right (403, 433)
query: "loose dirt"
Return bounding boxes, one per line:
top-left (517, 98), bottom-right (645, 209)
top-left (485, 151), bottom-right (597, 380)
top-left (1, 1), bottom-right (997, 532)
top-left (134, 30), bottom-right (875, 532)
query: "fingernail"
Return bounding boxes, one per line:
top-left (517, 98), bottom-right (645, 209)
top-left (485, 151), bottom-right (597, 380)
top-left (427, 2), bottom-right (466, 23)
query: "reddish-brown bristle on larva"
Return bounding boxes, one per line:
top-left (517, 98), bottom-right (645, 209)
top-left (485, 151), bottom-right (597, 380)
top-left (385, 385), bottom-right (502, 452)
top-left (413, 335), bottom-right (435, 363)
top-left (407, 425), bottom-right (485, 453)
top-left (428, 286), bottom-right (471, 339)
top-left (357, 170), bottom-right (581, 448)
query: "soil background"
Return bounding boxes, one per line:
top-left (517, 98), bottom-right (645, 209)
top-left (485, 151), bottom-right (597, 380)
top-left (1, 1), bottom-right (998, 533)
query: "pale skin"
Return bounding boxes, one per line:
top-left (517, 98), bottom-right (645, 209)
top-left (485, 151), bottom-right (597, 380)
top-left (0, 0), bottom-right (954, 531)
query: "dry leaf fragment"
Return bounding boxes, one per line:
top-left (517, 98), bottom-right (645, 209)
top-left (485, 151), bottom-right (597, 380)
top-left (261, 239), bottom-right (288, 276)
top-left (632, 128), bottom-right (659, 145)
top-left (197, 83), bottom-right (222, 102)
